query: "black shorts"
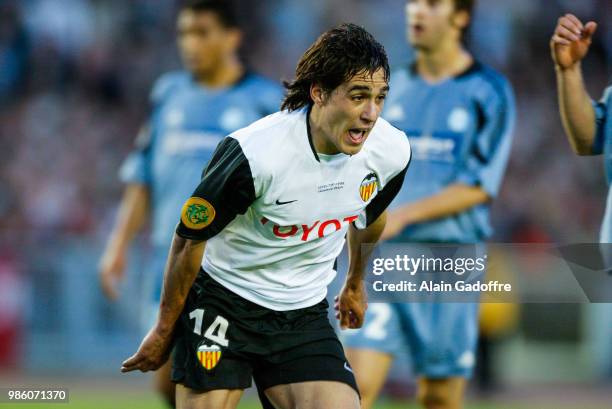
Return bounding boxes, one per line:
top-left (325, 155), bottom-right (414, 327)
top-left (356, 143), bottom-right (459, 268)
top-left (171, 270), bottom-right (358, 394)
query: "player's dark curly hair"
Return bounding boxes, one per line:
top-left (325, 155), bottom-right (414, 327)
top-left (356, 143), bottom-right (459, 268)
top-left (281, 23), bottom-right (390, 112)
top-left (454, 0), bottom-right (475, 15)
top-left (180, 0), bottom-right (238, 28)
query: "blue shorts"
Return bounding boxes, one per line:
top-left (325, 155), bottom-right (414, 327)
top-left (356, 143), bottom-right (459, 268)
top-left (342, 301), bottom-right (479, 378)
top-left (340, 242), bottom-right (484, 378)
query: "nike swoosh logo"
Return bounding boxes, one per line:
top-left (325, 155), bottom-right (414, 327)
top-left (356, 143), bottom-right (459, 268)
top-left (344, 362), bottom-right (353, 373)
top-left (275, 199), bottom-right (298, 205)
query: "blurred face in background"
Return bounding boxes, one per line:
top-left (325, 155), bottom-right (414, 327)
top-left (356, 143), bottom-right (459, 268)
top-left (177, 9), bottom-right (241, 77)
top-left (405, 0), bottom-right (469, 51)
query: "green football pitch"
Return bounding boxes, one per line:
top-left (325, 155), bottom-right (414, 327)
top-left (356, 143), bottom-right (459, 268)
top-left (1, 376), bottom-right (607, 409)
top-left (2, 395), bottom-right (606, 409)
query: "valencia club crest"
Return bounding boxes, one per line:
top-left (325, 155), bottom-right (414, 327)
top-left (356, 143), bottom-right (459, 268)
top-left (197, 343), bottom-right (222, 371)
top-left (359, 173), bottom-right (378, 202)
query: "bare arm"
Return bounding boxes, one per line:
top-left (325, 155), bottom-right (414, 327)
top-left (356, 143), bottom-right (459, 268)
top-left (382, 183), bottom-right (489, 240)
top-left (99, 184), bottom-right (149, 300)
top-left (551, 14), bottom-right (598, 155)
top-left (556, 64), bottom-right (596, 154)
top-left (156, 234), bottom-right (206, 336)
top-left (121, 233), bottom-right (206, 372)
top-left (337, 211), bottom-right (387, 329)
top-left (347, 211), bottom-right (387, 282)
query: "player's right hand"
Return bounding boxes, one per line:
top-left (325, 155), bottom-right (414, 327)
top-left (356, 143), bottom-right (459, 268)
top-left (121, 325), bottom-right (173, 373)
top-left (98, 248), bottom-right (126, 301)
top-left (550, 14), bottom-right (597, 70)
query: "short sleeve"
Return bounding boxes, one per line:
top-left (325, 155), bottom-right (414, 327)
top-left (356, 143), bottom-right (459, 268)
top-left (176, 137), bottom-right (256, 241)
top-left (118, 73), bottom-right (181, 185)
top-left (119, 124), bottom-right (152, 185)
top-left (455, 77), bottom-right (515, 198)
top-left (591, 86), bottom-right (612, 155)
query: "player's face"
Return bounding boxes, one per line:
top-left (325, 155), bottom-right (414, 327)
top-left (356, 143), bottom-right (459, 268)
top-left (177, 10), bottom-right (240, 76)
top-left (316, 69), bottom-right (388, 156)
top-left (405, 0), bottom-right (463, 50)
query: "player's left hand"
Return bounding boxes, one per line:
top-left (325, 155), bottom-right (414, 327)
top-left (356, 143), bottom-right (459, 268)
top-left (335, 281), bottom-right (368, 330)
top-left (121, 325), bottom-right (173, 373)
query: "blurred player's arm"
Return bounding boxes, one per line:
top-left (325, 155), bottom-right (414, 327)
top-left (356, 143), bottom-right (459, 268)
top-left (382, 183), bottom-right (488, 240)
top-left (99, 121), bottom-right (154, 300)
top-left (551, 14), bottom-right (598, 155)
top-left (121, 233), bottom-right (205, 373)
top-left (99, 184), bottom-right (150, 300)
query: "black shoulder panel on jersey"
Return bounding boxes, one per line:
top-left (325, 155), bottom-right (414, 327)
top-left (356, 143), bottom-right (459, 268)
top-left (176, 137), bottom-right (256, 241)
top-left (455, 61), bottom-right (482, 79)
top-left (471, 101), bottom-right (488, 165)
top-left (365, 163), bottom-right (409, 227)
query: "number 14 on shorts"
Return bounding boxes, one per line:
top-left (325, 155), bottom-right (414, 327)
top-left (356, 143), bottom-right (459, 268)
top-left (189, 308), bottom-right (229, 347)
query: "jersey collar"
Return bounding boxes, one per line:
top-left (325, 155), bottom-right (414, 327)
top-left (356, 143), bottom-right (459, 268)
top-left (408, 60), bottom-right (482, 80)
top-left (305, 104), bottom-right (321, 162)
top-left (189, 70), bottom-right (252, 92)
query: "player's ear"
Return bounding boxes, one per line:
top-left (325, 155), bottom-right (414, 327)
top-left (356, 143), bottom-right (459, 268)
top-left (451, 10), bottom-right (470, 32)
top-left (310, 83), bottom-right (326, 106)
top-left (225, 28), bottom-right (242, 53)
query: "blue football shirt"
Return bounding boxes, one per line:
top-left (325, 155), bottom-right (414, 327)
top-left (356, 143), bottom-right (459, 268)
top-left (383, 62), bottom-right (515, 243)
top-left (119, 70), bottom-right (283, 255)
top-left (591, 85), bottom-right (612, 242)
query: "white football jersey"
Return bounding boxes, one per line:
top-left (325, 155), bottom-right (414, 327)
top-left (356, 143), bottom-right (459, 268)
top-left (177, 108), bottom-right (411, 310)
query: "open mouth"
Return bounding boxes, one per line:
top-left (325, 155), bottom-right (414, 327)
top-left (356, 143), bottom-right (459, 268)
top-left (348, 128), bottom-right (368, 145)
top-left (410, 23), bottom-right (425, 35)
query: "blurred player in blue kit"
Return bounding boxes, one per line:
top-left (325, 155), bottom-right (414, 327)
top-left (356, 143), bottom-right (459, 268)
top-left (98, 0), bottom-right (282, 406)
top-left (343, 1), bottom-right (515, 408)
top-left (552, 14), bottom-right (612, 376)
